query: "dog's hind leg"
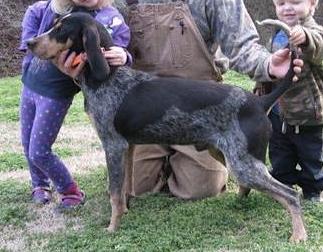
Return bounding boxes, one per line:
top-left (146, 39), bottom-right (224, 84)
top-left (208, 147), bottom-right (251, 197)
top-left (261, 178), bottom-right (307, 243)
top-left (102, 138), bottom-right (129, 233)
top-left (230, 156), bottom-right (307, 242)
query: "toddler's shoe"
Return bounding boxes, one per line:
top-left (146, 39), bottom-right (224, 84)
top-left (32, 186), bottom-right (52, 205)
top-left (57, 182), bottom-right (85, 210)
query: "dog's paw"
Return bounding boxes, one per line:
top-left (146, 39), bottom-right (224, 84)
top-left (289, 231), bottom-right (308, 243)
top-left (123, 207), bottom-right (129, 214)
top-left (107, 223), bottom-right (117, 233)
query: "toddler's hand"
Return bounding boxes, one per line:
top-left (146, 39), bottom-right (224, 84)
top-left (55, 50), bottom-right (86, 79)
top-left (290, 25), bottom-right (307, 46)
top-left (102, 46), bottom-right (128, 66)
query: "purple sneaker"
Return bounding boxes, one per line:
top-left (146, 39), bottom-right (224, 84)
top-left (32, 187), bottom-right (52, 205)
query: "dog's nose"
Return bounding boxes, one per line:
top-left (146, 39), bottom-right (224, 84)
top-left (26, 39), bottom-right (37, 49)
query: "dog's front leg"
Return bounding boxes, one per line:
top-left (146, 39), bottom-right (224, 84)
top-left (103, 139), bottom-right (129, 233)
top-left (123, 144), bottom-right (135, 210)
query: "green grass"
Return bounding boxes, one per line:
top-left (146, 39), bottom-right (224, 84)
top-left (54, 147), bottom-right (81, 159)
top-left (0, 76), bottom-right (21, 122)
top-left (223, 70), bottom-right (255, 90)
top-left (0, 181), bottom-right (30, 227)
top-left (0, 148), bottom-right (80, 173)
top-left (0, 75), bottom-right (322, 251)
top-left (0, 152), bottom-right (27, 172)
top-left (0, 76), bottom-right (88, 124)
top-left (1, 169), bottom-right (322, 251)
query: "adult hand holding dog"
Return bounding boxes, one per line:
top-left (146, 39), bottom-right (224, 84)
top-left (269, 48), bottom-right (303, 82)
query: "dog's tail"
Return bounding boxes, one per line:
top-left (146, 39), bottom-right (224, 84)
top-left (259, 50), bottom-right (297, 113)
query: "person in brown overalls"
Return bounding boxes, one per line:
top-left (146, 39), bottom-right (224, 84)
top-left (113, 0), bottom-right (299, 200)
top-left (120, 1), bottom-right (227, 199)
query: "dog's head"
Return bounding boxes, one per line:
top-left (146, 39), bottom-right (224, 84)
top-left (27, 12), bottom-right (114, 82)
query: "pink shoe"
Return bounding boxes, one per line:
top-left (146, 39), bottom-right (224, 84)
top-left (58, 183), bottom-right (85, 209)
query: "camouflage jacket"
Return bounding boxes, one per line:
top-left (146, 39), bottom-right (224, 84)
top-left (277, 16), bottom-right (323, 126)
top-left (113, 0), bottom-right (272, 82)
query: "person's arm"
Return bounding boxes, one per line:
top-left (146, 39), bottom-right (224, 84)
top-left (206, 0), bottom-right (302, 82)
top-left (20, 2), bottom-right (46, 72)
top-left (206, 0), bottom-right (270, 81)
top-left (105, 12), bottom-right (132, 66)
top-left (20, 2), bottom-right (46, 51)
top-left (299, 23), bottom-right (323, 65)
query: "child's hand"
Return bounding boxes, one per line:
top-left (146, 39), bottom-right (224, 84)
top-left (290, 25), bottom-right (307, 46)
top-left (55, 50), bottom-right (86, 79)
top-left (102, 46), bottom-right (128, 66)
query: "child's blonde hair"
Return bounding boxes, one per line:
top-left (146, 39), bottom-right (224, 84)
top-left (51, 0), bottom-right (114, 15)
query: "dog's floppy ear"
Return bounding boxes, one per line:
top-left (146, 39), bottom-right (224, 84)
top-left (82, 24), bottom-right (110, 82)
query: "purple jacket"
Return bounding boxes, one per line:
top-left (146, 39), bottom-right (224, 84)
top-left (20, 0), bottom-right (132, 98)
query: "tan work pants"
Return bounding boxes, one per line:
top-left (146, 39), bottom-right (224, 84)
top-left (125, 1), bottom-right (228, 200)
top-left (127, 145), bottom-right (228, 200)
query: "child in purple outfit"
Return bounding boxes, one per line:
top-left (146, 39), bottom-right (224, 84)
top-left (20, 0), bottom-right (131, 208)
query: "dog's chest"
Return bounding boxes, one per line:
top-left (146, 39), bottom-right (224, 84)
top-left (84, 86), bottom-right (124, 122)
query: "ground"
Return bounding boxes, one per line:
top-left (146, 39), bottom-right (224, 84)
top-left (0, 0), bottom-right (37, 77)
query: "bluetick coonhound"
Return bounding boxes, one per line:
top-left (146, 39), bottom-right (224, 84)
top-left (26, 12), bottom-right (307, 242)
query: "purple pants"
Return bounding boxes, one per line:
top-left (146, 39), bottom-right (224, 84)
top-left (20, 86), bottom-right (74, 193)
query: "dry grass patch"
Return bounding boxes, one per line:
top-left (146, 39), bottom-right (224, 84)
top-left (0, 122), bottom-right (21, 153)
top-left (0, 122), bottom-right (105, 182)
top-left (0, 200), bottom-right (85, 252)
top-left (0, 225), bottom-right (26, 252)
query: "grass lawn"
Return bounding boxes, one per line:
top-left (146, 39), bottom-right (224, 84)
top-left (0, 74), bottom-right (322, 252)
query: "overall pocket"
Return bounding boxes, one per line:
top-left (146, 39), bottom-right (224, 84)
top-left (128, 14), bottom-right (159, 67)
top-left (128, 10), bottom-right (193, 69)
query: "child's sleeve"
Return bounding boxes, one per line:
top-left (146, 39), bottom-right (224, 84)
top-left (19, 5), bottom-right (43, 52)
top-left (109, 13), bottom-right (133, 65)
top-left (302, 24), bottom-right (323, 65)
